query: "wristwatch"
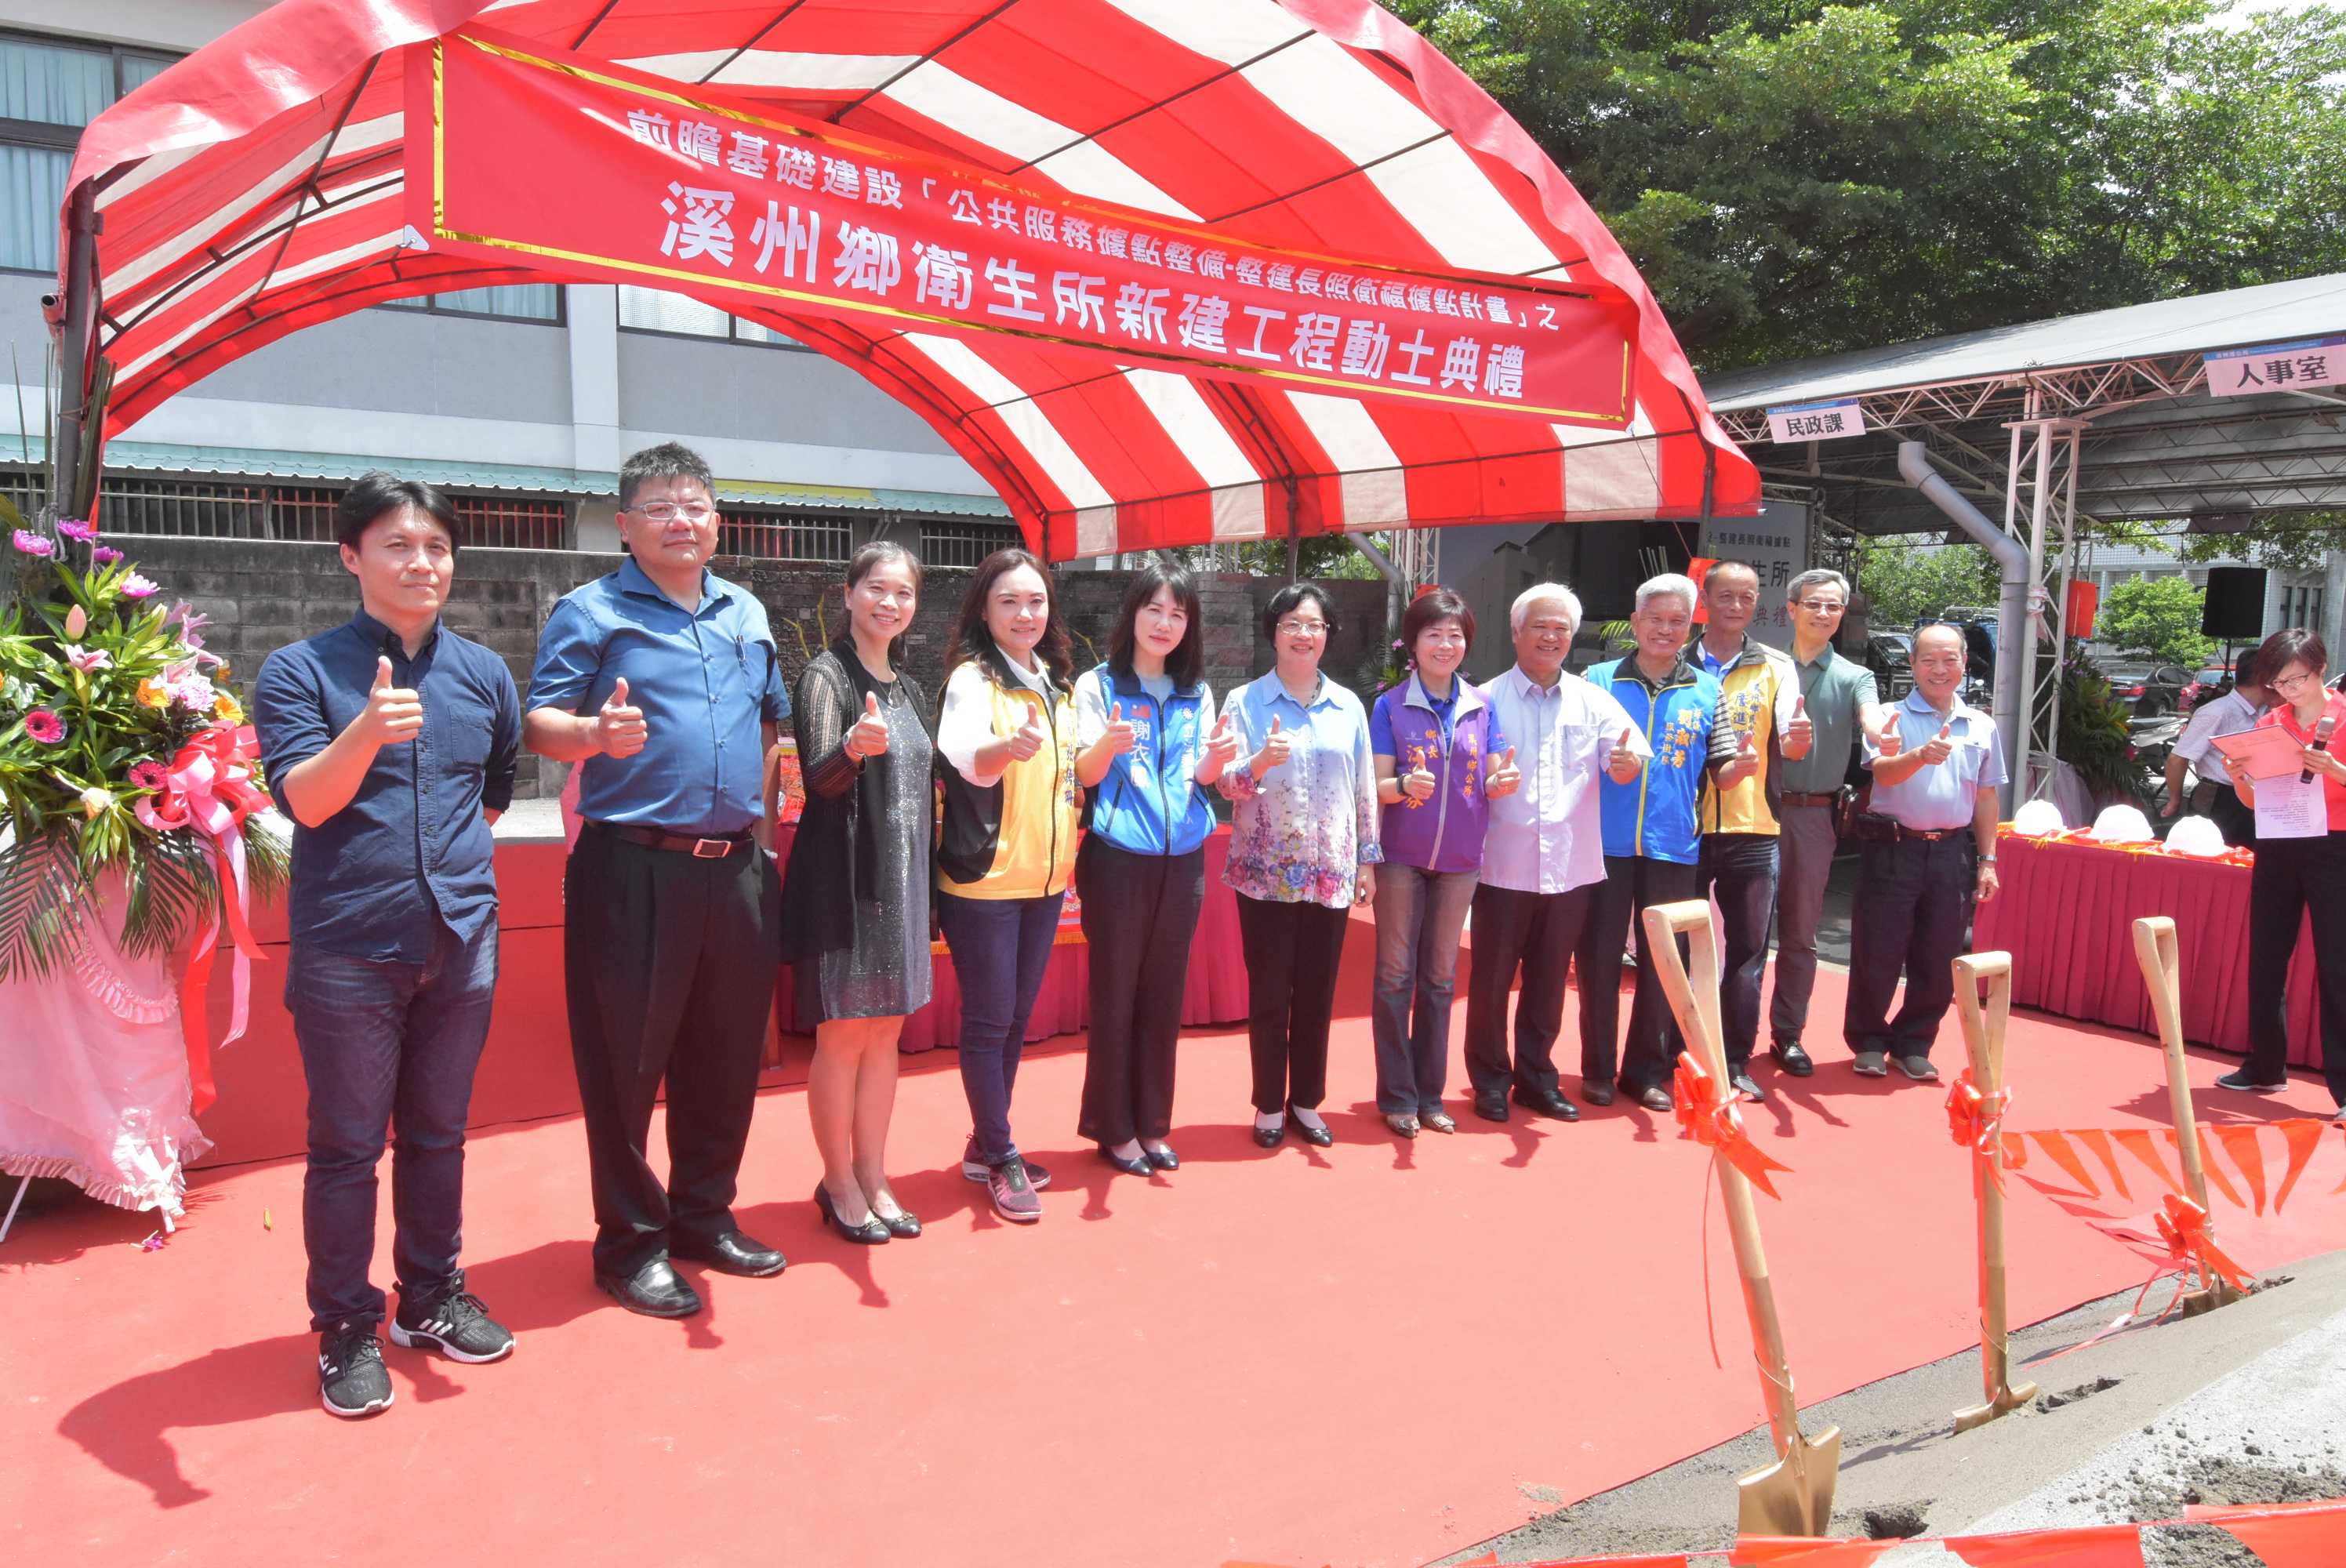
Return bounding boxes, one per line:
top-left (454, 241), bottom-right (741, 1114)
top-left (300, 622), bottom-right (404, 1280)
top-left (1978, 854), bottom-right (1996, 865)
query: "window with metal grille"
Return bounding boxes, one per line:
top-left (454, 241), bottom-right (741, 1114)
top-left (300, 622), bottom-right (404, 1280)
top-left (450, 494), bottom-right (569, 550)
top-left (919, 520), bottom-right (1024, 568)
top-left (720, 510), bottom-right (852, 562)
top-left (91, 477), bottom-right (341, 541)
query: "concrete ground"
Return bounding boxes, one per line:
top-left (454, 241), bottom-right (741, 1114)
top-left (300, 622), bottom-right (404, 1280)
top-left (1436, 1247), bottom-right (2346, 1564)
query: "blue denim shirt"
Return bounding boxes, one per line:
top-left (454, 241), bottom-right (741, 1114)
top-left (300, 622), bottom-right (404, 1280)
top-left (255, 611), bottom-right (521, 961)
top-left (527, 557), bottom-right (789, 835)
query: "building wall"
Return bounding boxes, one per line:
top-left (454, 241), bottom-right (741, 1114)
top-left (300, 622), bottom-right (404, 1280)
top-left (123, 534), bottom-right (1384, 800)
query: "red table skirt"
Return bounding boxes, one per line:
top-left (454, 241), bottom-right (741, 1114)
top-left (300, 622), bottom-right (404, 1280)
top-left (1970, 830), bottom-right (2319, 1066)
top-left (773, 826), bottom-right (1249, 1051)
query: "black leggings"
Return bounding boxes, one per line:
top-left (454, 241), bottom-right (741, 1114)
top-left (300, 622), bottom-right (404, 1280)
top-left (2246, 829), bottom-right (2346, 1106)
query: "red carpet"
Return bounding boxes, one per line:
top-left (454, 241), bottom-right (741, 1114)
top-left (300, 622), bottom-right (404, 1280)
top-left (8, 945), bottom-right (2341, 1568)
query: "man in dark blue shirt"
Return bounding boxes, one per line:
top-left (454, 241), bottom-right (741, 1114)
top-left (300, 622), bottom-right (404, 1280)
top-left (526, 441), bottom-right (790, 1319)
top-left (254, 474), bottom-right (521, 1419)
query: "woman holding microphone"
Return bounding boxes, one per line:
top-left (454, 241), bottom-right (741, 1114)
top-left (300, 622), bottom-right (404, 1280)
top-left (2217, 626), bottom-right (2346, 1119)
top-left (774, 543), bottom-right (932, 1243)
top-left (1219, 583), bottom-right (1382, 1149)
top-left (934, 549), bottom-right (1084, 1224)
top-left (1071, 564), bottom-right (1241, 1175)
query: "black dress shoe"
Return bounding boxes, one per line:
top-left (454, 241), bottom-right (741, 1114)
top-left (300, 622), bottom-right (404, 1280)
top-left (1770, 1039), bottom-right (1815, 1077)
top-left (597, 1257), bottom-right (703, 1318)
top-left (1637, 1084), bottom-right (1675, 1112)
top-left (1473, 1088), bottom-right (1509, 1123)
top-left (1729, 1072), bottom-right (1766, 1104)
top-left (1143, 1144), bottom-right (1180, 1171)
top-left (1582, 1080), bottom-right (1616, 1107)
top-left (1511, 1086), bottom-right (1582, 1123)
top-left (1287, 1109), bottom-right (1334, 1148)
top-left (671, 1229), bottom-right (790, 1276)
top-left (812, 1183), bottom-right (890, 1245)
top-left (877, 1207), bottom-right (922, 1239)
top-left (1097, 1144), bottom-right (1154, 1177)
top-left (1252, 1122), bottom-right (1284, 1149)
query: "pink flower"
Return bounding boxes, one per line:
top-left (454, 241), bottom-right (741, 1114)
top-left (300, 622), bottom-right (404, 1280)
top-left (128, 759), bottom-right (167, 791)
top-left (91, 546), bottom-right (122, 566)
top-left (12, 528), bottom-right (53, 557)
top-left (64, 604), bottom-right (86, 637)
top-left (62, 643), bottom-right (111, 673)
top-left (55, 518), bottom-right (96, 543)
top-left (22, 709), bottom-right (64, 744)
top-left (119, 572), bottom-right (161, 597)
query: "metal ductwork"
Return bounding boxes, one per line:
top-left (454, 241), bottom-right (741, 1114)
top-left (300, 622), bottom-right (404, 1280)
top-left (1897, 442), bottom-right (2028, 812)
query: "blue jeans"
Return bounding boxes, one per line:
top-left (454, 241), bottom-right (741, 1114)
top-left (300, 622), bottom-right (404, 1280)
top-left (1371, 864), bottom-right (1478, 1114)
top-left (289, 916), bottom-right (498, 1330)
top-left (937, 889), bottom-right (1066, 1166)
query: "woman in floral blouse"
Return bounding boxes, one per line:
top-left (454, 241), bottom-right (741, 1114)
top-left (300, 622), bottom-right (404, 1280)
top-left (1218, 583), bottom-right (1382, 1149)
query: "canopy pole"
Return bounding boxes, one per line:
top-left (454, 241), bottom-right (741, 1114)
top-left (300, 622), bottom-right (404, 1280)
top-left (52, 179), bottom-right (98, 524)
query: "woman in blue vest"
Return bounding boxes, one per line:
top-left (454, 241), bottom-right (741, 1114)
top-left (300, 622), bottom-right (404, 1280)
top-left (1072, 564), bottom-right (1242, 1174)
top-left (1368, 587), bottom-right (1517, 1138)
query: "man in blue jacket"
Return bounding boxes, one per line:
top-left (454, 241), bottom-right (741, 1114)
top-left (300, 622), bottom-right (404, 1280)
top-left (1574, 574), bottom-right (1753, 1112)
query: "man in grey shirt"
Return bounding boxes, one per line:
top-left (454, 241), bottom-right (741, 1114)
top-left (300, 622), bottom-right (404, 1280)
top-left (1767, 569), bottom-right (1884, 1073)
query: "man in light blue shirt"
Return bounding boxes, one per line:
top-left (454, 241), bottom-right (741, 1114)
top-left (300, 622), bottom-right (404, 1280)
top-left (526, 442), bottom-right (790, 1319)
top-left (1846, 623), bottom-right (2005, 1080)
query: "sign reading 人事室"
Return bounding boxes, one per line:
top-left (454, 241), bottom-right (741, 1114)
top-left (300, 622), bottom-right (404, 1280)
top-left (1765, 398), bottom-right (1867, 444)
top-left (408, 29), bottom-right (1640, 426)
top-left (2204, 336), bottom-right (2345, 397)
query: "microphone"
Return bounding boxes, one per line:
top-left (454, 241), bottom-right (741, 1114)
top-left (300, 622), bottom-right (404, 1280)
top-left (2303, 713), bottom-right (2337, 783)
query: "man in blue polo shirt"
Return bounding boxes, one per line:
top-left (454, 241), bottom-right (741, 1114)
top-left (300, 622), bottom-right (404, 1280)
top-left (256, 474), bottom-right (521, 1419)
top-left (526, 442), bottom-right (789, 1319)
top-left (1846, 622), bottom-right (2005, 1080)
top-left (1577, 574), bottom-right (1754, 1112)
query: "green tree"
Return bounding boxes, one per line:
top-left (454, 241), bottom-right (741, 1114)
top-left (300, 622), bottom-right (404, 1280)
top-left (1851, 536), bottom-right (2001, 629)
top-left (1388, 0), bottom-right (2346, 370)
top-left (2170, 511), bottom-right (2346, 575)
top-left (2098, 575), bottom-right (2215, 664)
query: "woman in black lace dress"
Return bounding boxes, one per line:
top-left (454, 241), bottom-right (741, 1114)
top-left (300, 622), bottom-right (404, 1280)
top-left (773, 543), bottom-right (933, 1243)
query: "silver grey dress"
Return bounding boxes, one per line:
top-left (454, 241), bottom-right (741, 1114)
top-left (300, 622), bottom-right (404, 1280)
top-left (788, 650), bottom-right (935, 1024)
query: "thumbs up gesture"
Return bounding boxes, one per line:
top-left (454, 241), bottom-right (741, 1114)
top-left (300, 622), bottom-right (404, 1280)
top-left (358, 655), bottom-right (424, 746)
top-left (1720, 726), bottom-right (1761, 787)
top-left (1252, 713), bottom-right (1291, 778)
top-left (1202, 708), bottom-right (1240, 771)
top-left (845, 688), bottom-right (891, 760)
top-left (1607, 726), bottom-right (1643, 782)
top-left (1872, 713), bottom-right (1905, 759)
top-left (1401, 747), bottom-right (1438, 801)
top-left (1102, 701), bottom-right (1137, 757)
top-left (594, 675), bottom-right (648, 758)
top-left (1785, 695), bottom-right (1813, 757)
top-left (1486, 745), bottom-right (1521, 798)
top-left (1918, 722), bottom-right (1955, 766)
top-left (1004, 704), bottom-right (1048, 762)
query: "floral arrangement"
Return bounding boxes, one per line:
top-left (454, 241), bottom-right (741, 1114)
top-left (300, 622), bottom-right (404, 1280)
top-left (1, 509), bottom-right (285, 980)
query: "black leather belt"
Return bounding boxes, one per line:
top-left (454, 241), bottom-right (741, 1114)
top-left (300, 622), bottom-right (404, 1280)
top-left (597, 821), bottom-right (752, 858)
top-left (1780, 791), bottom-right (1840, 807)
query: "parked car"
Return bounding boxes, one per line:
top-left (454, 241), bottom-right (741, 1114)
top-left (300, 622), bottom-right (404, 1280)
top-left (1865, 632), bottom-right (1913, 699)
top-left (2101, 660), bottom-right (2195, 716)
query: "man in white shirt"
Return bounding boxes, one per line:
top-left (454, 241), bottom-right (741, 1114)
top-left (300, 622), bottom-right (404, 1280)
top-left (1462, 584), bottom-right (1650, 1122)
top-left (2165, 648), bottom-right (2267, 846)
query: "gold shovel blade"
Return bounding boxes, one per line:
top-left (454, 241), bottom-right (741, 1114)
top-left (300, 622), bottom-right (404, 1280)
top-left (1953, 1380), bottom-right (2038, 1434)
top-left (1736, 1426), bottom-right (1843, 1538)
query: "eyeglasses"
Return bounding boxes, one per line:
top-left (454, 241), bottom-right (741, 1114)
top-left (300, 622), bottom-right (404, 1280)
top-left (1794, 598), bottom-right (1847, 614)
top-left (1276, 619), bottom-right (1328, 637)
top-left (628, 503), bottom-right (715, 523)
top-left (2269, 666), bottom-right (2322, 692)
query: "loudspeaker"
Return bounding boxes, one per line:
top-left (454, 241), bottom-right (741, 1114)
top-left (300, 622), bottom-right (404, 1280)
top-left (2203, 567), bottom-right (2267, 640)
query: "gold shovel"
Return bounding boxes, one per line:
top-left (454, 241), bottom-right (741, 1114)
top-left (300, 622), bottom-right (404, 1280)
top-left (1949, 953), bottom-right (2038, 1432)
top-left (2130, 916), bottom-right (2243, 1314)
top-left (1641, 899), bottom-right (1841, 1539)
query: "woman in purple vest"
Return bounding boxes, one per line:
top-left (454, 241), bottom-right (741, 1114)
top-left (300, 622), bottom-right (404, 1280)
top-left (1368, 588), bottom-right (1520, 1136)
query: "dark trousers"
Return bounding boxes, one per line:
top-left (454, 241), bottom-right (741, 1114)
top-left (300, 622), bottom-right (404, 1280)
top-left (1236, 893), bottom-right (1351, 1113)
top-left (1577, 855), bottom-right (1700, 1092)
top-left (1768, 804), bottom-right (1838, 1044)
top-left (1698, 833), bottom-right (1780, 1069)
top-left (565, 826), bottom-right (781, 1279)
top-left (937, 886), bottom-right (1067, 1166)
top-left (2210, 786), bottom-right (2257, 848)
top-left (291, 916), bottom-right (497, 1330)
top-left (1464, 882), bottom-right (1592, 1097)
top-left (2246, 829), bottom-right (2346, 1106)
top-left (1843, 836), bottom-right (1974, 1059)
top-left (1076, 837), bottom-right (1204, 1145)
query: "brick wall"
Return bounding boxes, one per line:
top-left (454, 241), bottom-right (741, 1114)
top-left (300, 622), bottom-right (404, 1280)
top-left (113, 538), bottom-right (1389, 798)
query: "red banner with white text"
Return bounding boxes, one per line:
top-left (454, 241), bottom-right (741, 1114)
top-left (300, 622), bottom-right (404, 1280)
top-left (406, 29), bottom-right (1638, 426)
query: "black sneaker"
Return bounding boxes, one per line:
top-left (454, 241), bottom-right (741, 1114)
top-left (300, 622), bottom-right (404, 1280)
top-left (318, 1321), bottom-right (394, 1419)
top-left (2214, 1069), bottom-right (2286, 1093)
top-left (391, 1285), bottom-right (515, 1364)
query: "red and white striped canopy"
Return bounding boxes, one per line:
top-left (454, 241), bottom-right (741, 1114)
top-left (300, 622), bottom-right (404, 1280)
top-left (66, 0), bottom-right (1758, 559)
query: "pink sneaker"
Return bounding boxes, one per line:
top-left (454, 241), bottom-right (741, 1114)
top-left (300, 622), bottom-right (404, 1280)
top-left (986, 1158), bottom-right (1042, 1224)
